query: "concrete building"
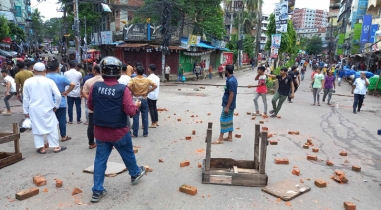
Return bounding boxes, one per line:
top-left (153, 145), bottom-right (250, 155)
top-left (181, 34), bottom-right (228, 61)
top-left (260, 14), bottom-right (270, 51)
top-left (296, 28), bottom-right (328, 48)
top-left (224, 0), bottom-right (244, 39)
top-left (292, 8), bottom-right (329, 29)
top-left (0, 0), bottom-right (31, 30)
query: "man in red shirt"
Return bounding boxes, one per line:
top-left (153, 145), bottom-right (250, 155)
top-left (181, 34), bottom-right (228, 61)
top-left (218, 64), bottom-right (224, 79)
top-left (87, 57), bottom-right (146, 203)
top-left (248, 66), bottom-right (267, 116)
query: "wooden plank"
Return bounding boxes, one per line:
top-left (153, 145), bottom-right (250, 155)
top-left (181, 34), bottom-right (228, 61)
top-left (0, 133), bottom-right (12, 137)
top-left (0, 134), bottom-right (19, 144)
top-left (0, 153), bottom-right (23, 169)
top-left (238, 168), bottom-right (258, 173)
top-left (232, 173), bottom-right (268, 187)
top-left (210, 158), bottom-right (255, 169)
top-left (15, 187), bottom-right (39, 200)
top-left (0, 152), bottom-right (6, 159)
top-left (209, 175), bottom-right (232, 184)
top-left (13, 123), bottom-right (20, 154)
top-left (259, 131), bottom-right (268, 174)
top-left (254, 124), bottom-right (260, 170)
top-left (233, 166), bottom-right (238, 173)
top-left (205, 122), bottom-right (213, 171)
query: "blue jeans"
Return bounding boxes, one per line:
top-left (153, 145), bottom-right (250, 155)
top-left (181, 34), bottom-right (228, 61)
top-left (55, 107), bottom-right (67, 137)
top-left (353, 94), bottom-right (365, 111)
top-left (209, 73), bottom-right (212, 79)
top-left (92, 133), bottom-right (141, 193)
top-left (177, 74), bottom-right (182, 82)
top-left (67, 96), bottom-right (81, 122)
top-left (132, 99), bottom-right (149, 136)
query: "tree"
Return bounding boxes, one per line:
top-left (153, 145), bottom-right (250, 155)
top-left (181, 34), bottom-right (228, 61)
top-left (0, 16), bottom-right (10, 41)
top-left (31, 8), bottom-right (44, 42)
top-left (305, 36), bottom-right (323, 55)
top-left (43, 18), bottom-right (62, 45)
top-left (226, 33), bottom-right (255, 63)
top-left (8, 22), bottom-right (26, 41)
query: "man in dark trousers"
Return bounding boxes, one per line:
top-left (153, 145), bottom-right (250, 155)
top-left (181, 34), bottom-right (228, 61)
top-left (287, 66), bottom-right (299, 103)
top-left (266, 67), bottom-right (295, 118)
top-left (87, 56), bottom-right (146, 203)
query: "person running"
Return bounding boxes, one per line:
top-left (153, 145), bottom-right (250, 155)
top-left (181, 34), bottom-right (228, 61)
top-left (147, 64), bottom-right (160, 128)
top-left (23, 62), bottom-right (67, 154)
top-left (46, 60), bottom-right (75, 142)
top-left (1, 70), bottom-right (16, 115)
top-left (212, 65), bottom-right (238, 144)
top-left (87, 56), bottom-right (146, 203)
top-left (248, 66), bottom-right (267, 116)
top-left (128, 65), bottom-right (157, 137)
top-left (266, 67), bottom-right (294, 118)
top-left (351, 72), bottom-right (369, 114)
top-left (287, 66), bottom-right (299, 103)
top-left (82, 65), bottom-right (104, 149)
top-left (322, 71), bottom-right (336, 105)
top-left (310, 67), bottom-right (325, 106)
top-left (195, 64), bottom-right (201, 81)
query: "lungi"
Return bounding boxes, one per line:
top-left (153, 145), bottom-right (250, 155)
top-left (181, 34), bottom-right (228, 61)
top-left (220, 107), bottom-right (234, 133)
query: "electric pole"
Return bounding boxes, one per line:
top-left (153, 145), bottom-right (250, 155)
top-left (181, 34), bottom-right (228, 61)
top-left (73, 0), bottom-right (80, 62)
top-left (160, 0), bottom-right (172, 82)
top-left (255, 0), bottom-right (262, 67)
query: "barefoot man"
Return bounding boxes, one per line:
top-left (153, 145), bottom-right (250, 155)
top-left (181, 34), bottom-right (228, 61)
top-left (213, 65), bottom-right (238, 144)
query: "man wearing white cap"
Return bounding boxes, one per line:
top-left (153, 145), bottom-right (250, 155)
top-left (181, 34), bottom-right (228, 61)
top-left (23, 62), bottom-right (67, 154)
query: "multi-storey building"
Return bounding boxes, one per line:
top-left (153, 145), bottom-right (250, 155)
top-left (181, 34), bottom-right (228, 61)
top-left (224, 0), bottom-right (244, 39)
top-left (260, 14), bottom-right (269, 51)
top-left (0, 0), bottom-right (31, 30)
top-left (292, 8), bottom-right (329, 29)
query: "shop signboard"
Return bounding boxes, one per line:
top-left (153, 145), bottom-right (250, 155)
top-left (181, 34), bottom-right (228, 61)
top-left (351, 23), bottom-right (362, 54)
top-left (221, 52), bottom-right (233, 66)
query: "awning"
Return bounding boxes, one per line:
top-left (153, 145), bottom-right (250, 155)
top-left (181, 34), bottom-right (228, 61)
top-left (181, 38), bottom-right (215, 49)
top-left (116, 43), bottom-right (149, 48)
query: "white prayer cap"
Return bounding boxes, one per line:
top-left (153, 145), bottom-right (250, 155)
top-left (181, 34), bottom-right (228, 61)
top-left (33, 62), bottom-right (46, 72)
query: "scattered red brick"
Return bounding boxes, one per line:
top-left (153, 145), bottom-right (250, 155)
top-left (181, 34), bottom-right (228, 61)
top-left (340, 151), bottom-right (348, 156)
top-left (303, 144), bottom-right (309, 149)
top-left (339, 174), bottom-right (348, 183)
top-left (190, 115), bottom-right (195, 117)
top-left (192, 130), bottom-right (196, 135)
top-left (344, 201), bottom-right (356, 210)
top-left (292, 168), bottom-right (300, 176)
top-left (15, 187), bottom-right (39, 200)
top-left (259, 120), bottom-right (264, 124)
top-left (72, 188), bottom-right (82, 195)
top-left (55, 179), bottom-right (63, 188)
top-left (207, 113), bottom-right (211, 116)
top-left (198, 163), bottom-right (202, 168)
top-left (312, 148), bottom-right (319, 153)
top-left (196, 121), bottom-right (199, 123)
top-left (314, 179), bottom-right (327, 188)
top-left (246, 112), bottom-right (251, 115)
top-left (159, 159), bottom-right (164, 162)
top-left (180, 160), bottom-right (190, 167)
top-left (196, 115), bottom-right (198, 117)
top-left (133, 147), bottom-right (138, 153)
top-left (335, 170), bottom-right (344, 176)
top-left (200, 121), bottom-right (203, 123)
top-left (33, 176), bottom-right (47, 187)
top-left (251, 117), bottom-right (256, 120)
top-left (179, 184), bottom-right (197, 195)
top-left (168, 116), bottom-right (171, 118)
top-left (300, 179), bottom-right (304, 183)
top-left (177, 118), bottom-right (181, 121)
top-left (326, 160), bottom-right (334, 166)
top-left (269, 140), bottom-right (278, 145)
top-left (185, 136), bottom-right (192, 140)
top-left (267, 133), bottom-right (273, 138)
top-left (288, 131), bottom-right (295, 135)
top-left (235, 134), bottom-right (241, 138)
top-left (352, 165), bottom-right (361, 172)
top-left (295, 131), bottom-right (300, 135)
top-left (274, 158), bottom-right (289, 164)
top-left (277, 116), bottom-right (281, 119)
top-left (333, 175), bottom-right (342, 183)
top-left (144, 166), bottom-right (153, 172)
top-left (262, 127), bottom-right (268, 131)
top-left (43, 188), bottom-right (48, 193)
top-left (307, 139), bottom-right (313, 144)
top-left (234, 113), bottom-right (239, 116)
top-left (307, 155), bottom-right (317, 161)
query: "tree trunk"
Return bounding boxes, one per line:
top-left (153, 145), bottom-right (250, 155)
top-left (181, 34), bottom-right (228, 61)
top-left (254, 0), bottom-right (262, 67)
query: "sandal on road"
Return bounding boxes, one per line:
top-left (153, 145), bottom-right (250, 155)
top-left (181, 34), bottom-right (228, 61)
top-left (212, 140), bottom-right (224, 144)
top-left (54, 146), bottom-right (67, 153)
top-left (61, 136), bottom-right (72, 142)
top-left (223, 137), bottom-right (233, 142)
top-left (37, 148), bottom-right (46, 154)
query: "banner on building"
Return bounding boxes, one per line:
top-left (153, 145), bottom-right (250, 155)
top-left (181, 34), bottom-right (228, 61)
top-left (356, 0), bottom-right (369, 20)
top-left (336, 33), bottom-right (345, 55)
top-left (15, 6), bottom-right (22, 17)
top-left (374, 30), bottom-right (381, 51)
top-left (360, 15), bottom-right (372, 43)
top-left (369, 24), bottom-right (379, 43)
top-left (188, 35), bottom-right (201, 45)
top-left (351, 23), bottom-right (362, 54)
top-left (221, 52), bottom-right (233, 66)
top-left (270, 48), bottom-right (279, 58)
top-left (271, 34), bottom-right (281, 48)
top-left (287, 0), bottom-right (295, 14)
top-left (275, 2), bottom-right (288, 33)
top-left (101, 31), bottom-right (112, 44)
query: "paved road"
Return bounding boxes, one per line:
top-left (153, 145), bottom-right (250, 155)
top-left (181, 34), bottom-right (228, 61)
top-left (0, 67), bottom-right (380, 209)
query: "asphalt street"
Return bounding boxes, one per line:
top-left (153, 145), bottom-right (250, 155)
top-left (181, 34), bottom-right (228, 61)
top-left (0, 67), bottom-right (380, 210)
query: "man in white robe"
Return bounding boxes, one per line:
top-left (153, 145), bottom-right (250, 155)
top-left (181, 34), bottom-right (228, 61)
top-left (23, 62), bottom-right (67, 154)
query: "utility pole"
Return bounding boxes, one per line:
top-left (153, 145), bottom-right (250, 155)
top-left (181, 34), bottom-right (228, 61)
top-left (255, 0), bottom-right (262, 67)
top-left (73, 0), bottom-right (80, 62)
top-left (160, 0), bottom-right (172, 82)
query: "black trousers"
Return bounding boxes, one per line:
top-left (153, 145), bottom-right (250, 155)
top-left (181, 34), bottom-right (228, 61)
top-left (353, 94), bottom-right (365, 111)
top-left (288, 85), bottom-right (299, 101)
top-left (87, 113), bottom-right (95, 145)
top-left (165, 74), bottom-right (169, 82)
top-left (148, 98), bottom-right (158, 124)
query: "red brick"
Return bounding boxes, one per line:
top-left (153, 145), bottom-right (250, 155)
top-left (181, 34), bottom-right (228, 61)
top-left (179, 184), bottom-right (197, 195)
top-left (198, 163), bottom-right (202, 168)
top-left (352, 165), bottom-right (361, 172)
top-left (235, 134), bottom-right (241, 138)
top-left (192, 130), bottom-right (196, 135)
top-left (251, 117), bottom-right (256, 120)
top-left (234, 113), bottom-right (239, 116)
top-left (55, 179), bottom-right (63, 188)
top-left (303, 144), bottom-right (309, 149)
top-left (269, 140), bottom-right (278, 145)
top-left (33, 176), bottom-right (47, 187)
top-left (307, 139), bottom-right (313, 144)
top-left (180, 160), bottom-right (190, 167)
top-left (133, 148), bottom-right (138, 153)
top-left (300, 179), bottom-right (304, 183)
top-left (159, 159), bottom-right (164, 162)
top-left (326, 160), bottom-right (334, 166)
top-left (314, 179), bottom-right (327, 188)
top-left (259, 120), bottom-right (264, 124)
top-left (295, 131), bottom-right (300, 135)
top-left (168, 116), bottom-right (171, 118)
top-left (262, 127), bottom-right (268, 131)
top-left (191, 115), bottom-right (195, 117)
top-left (72, 188), bottom-right (82, 195)
top-left (207, 113), bottom-right (211, 115)
top-left (267, 133), bottom-right (273, 138)
top-left (43, 188), bottom-right (48, 192)
top-left (274, 158), bottom-right (289, 164)
top-left (292, 168), bottom-right (300, 176)
top-left (340, 151), bottom-right (347, 156)
top-left (339, 174), bottom-right (348, 183)
top-left (333, 175), bottom-right (342, 183)
top-left (185, 136), bottom-right (192, 140)
top-left (335, 169), bottom-right (344, 176)
top-left (177, 118), bottom-right (181, 121)
top-left (288, 131), bottom-right (295, 135)
top-left (246, 112), bottom-right (251, 115)
top-left (277, 116), bottom-right (281, 118)
top-left (144, 165), bottom-right (153, 172)
top-left (15, 187), bottom-right (39, 200)
top-left (307, 155), bottom-right (317, 161)
top-left (344, 201), bottom-right (356, 210)
top-left (312, 148), bottom-right (319, 153)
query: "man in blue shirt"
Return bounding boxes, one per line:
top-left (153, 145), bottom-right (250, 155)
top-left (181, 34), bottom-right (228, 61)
top-left (46, 60), bottom-right (75, 141)
top-left (81, 66), bottom-right (94, 125)
top-left (213, 65), bottom-right (238, 144)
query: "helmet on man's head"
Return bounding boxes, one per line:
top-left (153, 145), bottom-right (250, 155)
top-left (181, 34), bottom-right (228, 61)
top-left (99, 56), bottom-right (122, 77)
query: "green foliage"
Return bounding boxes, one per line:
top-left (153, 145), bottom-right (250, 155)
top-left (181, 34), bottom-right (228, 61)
top-left (196, 6), bottom-right (225, 40)
top-left (8, 22), bottom-right (26, 41)
top-left (264, 13), bottom-right (296, 54)
top-left (31, 9), bottom-right (44, 42)
top-left (266, 79), bottom-right (275, 90)
top-left (226, 33), bottom-right (255, 63)
top-left (43, 18), bottom-right (62, 45)
top-left (233, 11), bottom-right (257, 35)
top-left (0, 16), bottom-right (10, 41)
top-left (305, 36), bottom-right (323, 55)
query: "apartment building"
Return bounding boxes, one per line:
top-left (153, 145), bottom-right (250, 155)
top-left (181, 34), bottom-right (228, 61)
top-left (292, 8), bottom-right (329, 29)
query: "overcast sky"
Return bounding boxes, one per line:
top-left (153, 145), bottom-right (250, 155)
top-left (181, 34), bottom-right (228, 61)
top-left (32, 0), bottom-right (331, 21)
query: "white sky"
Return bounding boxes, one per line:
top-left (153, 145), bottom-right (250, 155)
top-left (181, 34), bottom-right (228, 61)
top-left (33, 0), bottom-right (331, 21)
